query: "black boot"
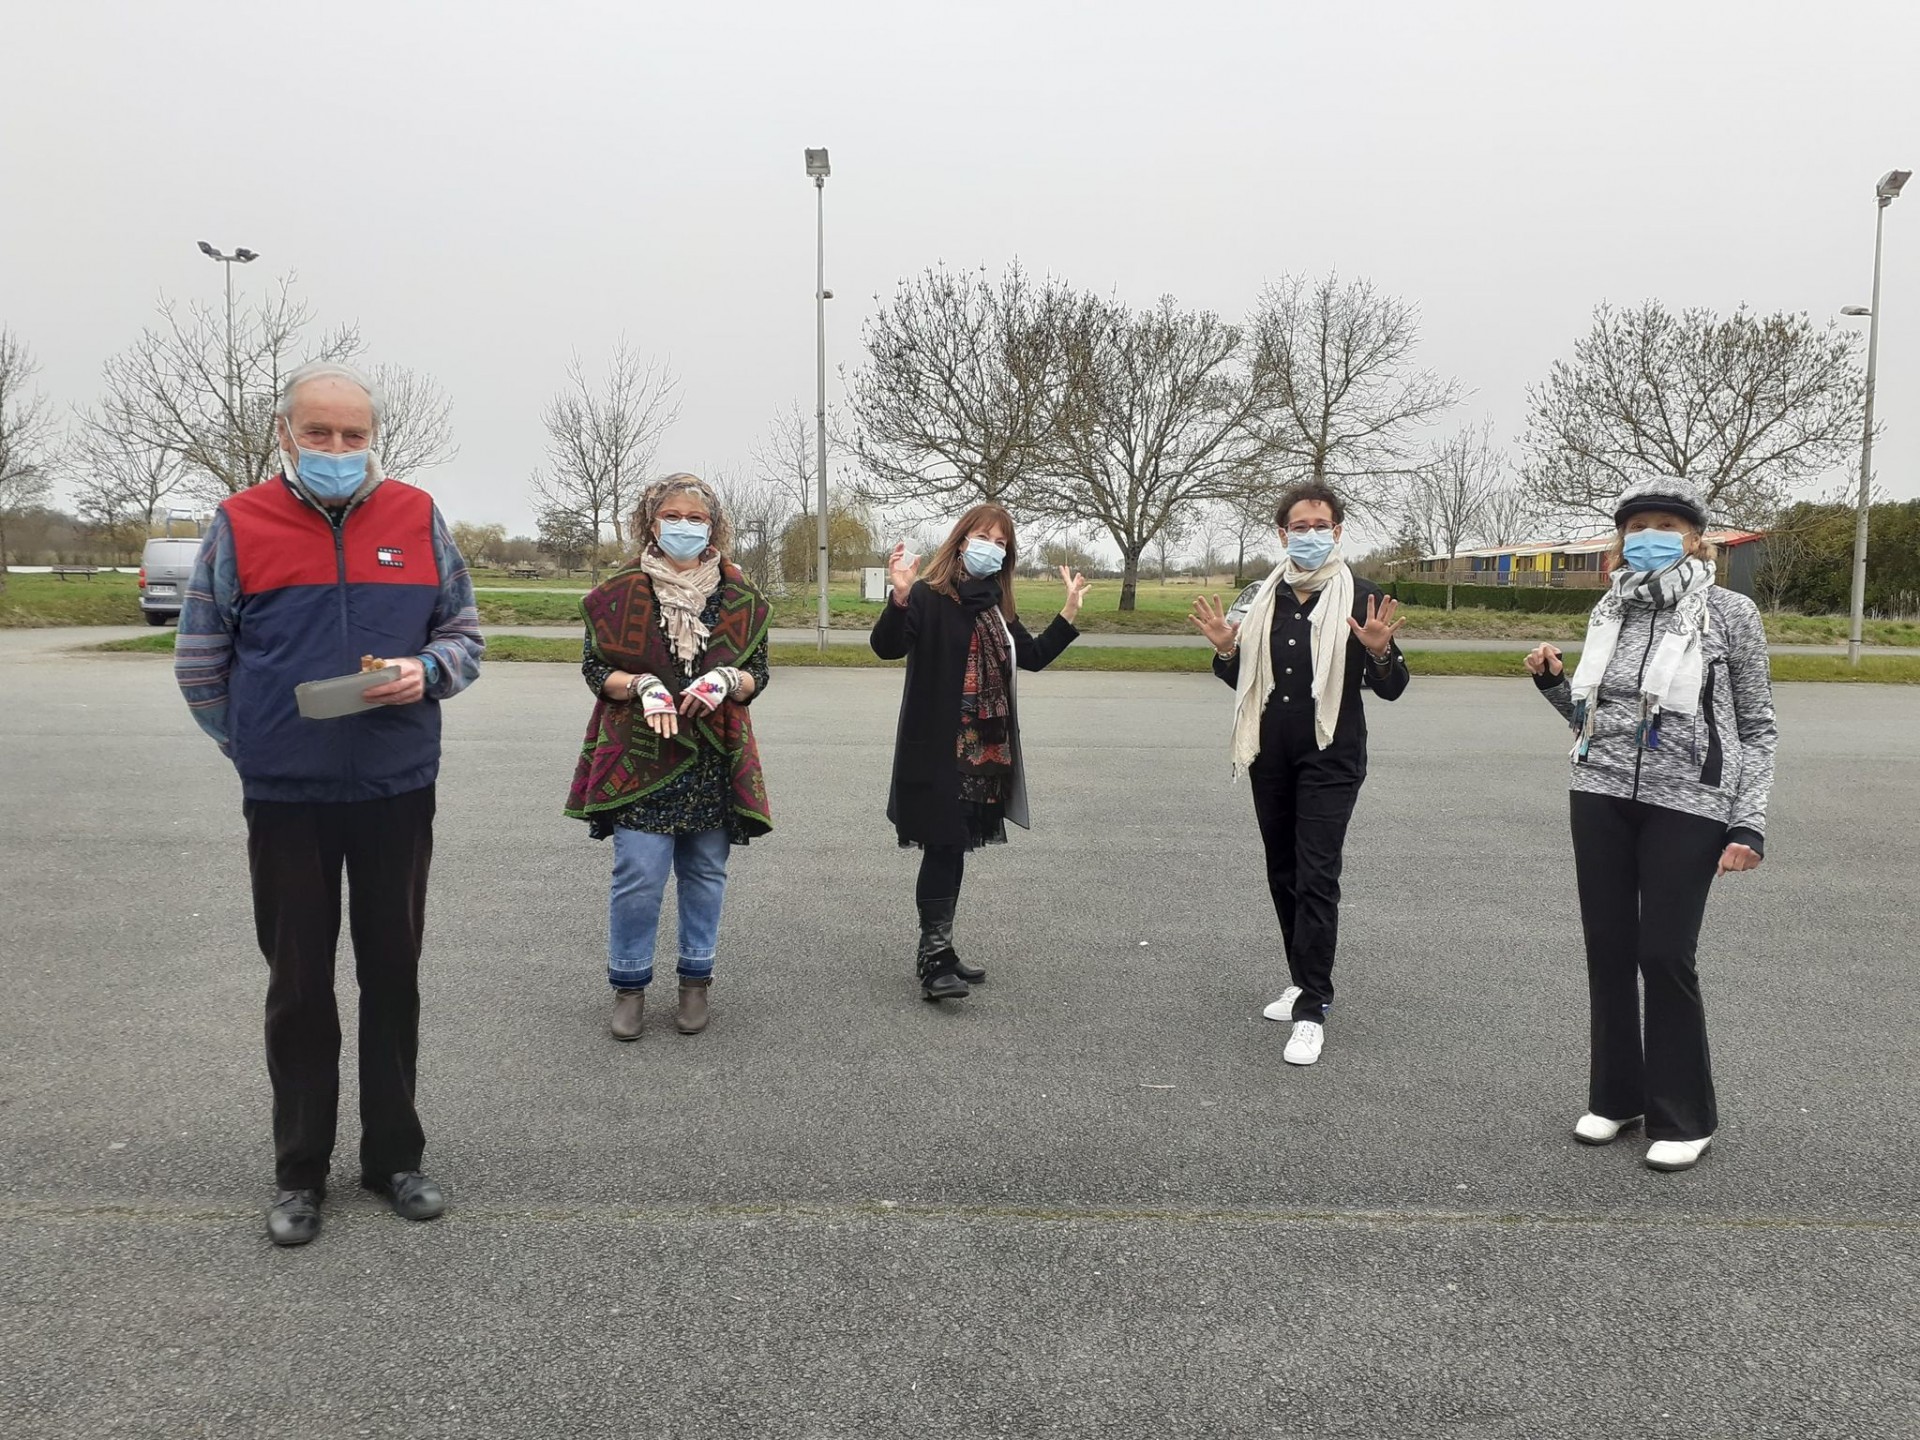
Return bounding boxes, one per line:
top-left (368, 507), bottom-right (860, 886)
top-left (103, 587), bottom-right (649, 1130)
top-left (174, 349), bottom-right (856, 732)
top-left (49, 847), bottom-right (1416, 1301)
top-left (916, 897), bottom-right (970, 1002)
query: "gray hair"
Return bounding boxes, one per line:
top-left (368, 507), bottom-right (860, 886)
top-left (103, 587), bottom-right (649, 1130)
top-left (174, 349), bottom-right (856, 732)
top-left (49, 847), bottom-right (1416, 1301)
top-left (275, 360), bottom-right (385, 430)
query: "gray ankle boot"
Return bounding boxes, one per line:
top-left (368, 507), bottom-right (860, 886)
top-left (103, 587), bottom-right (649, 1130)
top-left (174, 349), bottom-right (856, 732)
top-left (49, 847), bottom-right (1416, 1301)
top-left (610, 987), bottom-right (646, 1041)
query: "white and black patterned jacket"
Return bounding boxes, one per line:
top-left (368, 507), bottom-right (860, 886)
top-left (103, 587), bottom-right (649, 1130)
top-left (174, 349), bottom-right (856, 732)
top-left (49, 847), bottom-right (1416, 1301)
top-left (1536, 588), bottom-right (1776, 852)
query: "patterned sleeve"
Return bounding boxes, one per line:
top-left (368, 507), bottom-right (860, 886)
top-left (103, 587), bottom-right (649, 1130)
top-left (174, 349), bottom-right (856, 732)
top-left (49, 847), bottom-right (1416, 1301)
top-left (736, 632), bottom-right (770, 704)
top-left (582, 629), bottom-right (614, 695)
top-left (422, 505), bottom-right (485, 700)
top-left (1724, 596), bottom-right (1777, 838)
top-left (173, 511), bottom-right (239, 755)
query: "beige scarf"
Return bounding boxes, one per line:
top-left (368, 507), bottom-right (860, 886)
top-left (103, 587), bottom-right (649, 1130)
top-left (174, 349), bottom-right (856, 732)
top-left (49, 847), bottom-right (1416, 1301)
top-left (639, 547), bottom-right (722, 669)
top-left (1228, 549), bottom-right (1355, 771)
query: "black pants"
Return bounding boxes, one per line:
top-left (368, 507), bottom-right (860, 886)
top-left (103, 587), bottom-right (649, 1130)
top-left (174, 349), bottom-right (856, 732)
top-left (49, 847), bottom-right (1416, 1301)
top-left (1248, 727), bottom-right (1363, 1023)
top-left (244, 785), bottom-right (436, 1190)
top-left (915, 846), bottom-right (966, 904)
top-left (1569, 792), bottom-right (1723, 1142)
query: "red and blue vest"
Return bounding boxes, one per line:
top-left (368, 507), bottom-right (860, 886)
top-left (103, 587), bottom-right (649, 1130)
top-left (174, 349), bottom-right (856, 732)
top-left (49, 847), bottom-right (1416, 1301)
top-left (224, 476), bottom-right (443, 803)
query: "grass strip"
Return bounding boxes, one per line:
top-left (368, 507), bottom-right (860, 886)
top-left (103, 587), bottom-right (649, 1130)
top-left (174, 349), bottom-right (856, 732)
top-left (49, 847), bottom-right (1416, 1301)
top-left (89, 631), bottom-right (1920, 683)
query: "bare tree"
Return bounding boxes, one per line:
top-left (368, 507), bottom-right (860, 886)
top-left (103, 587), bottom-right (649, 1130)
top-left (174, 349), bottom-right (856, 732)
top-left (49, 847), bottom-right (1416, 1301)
top-left (70, 404), bottom-right (192, 543)
top-left (1521, 301), bottom-right (1867, 528)
top-left (528, 344), bottom-right (679, 581)
top-left (1480, 483), bottom-right (1543, 547)
top-left (706, 467), bottom-right (793, 593)
top-left (1245, 272), bottom-right (1460, 512)
top-left (0, 328), bottom-right (59, 579)
top-left (750, 401), bottom-right (821, 583)
top-left (1033, 294), bottom-right (1261, 611)
top-left (449, 521), bottom-right (507, 569)
top-left (1404, 420), bottom-right (1505, 610)
top-left (369, 364), bottom-right (458, 480)
top-left (847, 261), bottom-right (1091, 518)
top-left (98, 275), bottom-right (359, 502)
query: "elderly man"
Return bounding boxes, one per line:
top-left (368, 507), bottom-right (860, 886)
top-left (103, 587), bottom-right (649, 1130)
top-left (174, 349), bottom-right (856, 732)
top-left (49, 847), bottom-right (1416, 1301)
top-left (175, 361), bottom-right (483, 1247)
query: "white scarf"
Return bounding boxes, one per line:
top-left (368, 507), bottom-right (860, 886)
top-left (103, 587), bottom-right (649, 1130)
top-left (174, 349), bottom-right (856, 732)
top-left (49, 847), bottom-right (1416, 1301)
top-left (1568, 556), bottom-right (1715, 758)
top-left (1229, 549), bottom-right (1355, 771)
top-left (639, 547), bottom-right (723, 669)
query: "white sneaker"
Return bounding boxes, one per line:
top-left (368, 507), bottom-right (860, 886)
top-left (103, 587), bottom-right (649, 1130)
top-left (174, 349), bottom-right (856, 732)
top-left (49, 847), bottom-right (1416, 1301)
top-left (1573, 1112), bottom-right (1644, 1146)
top-left (1262, 986), bottom-right (1303, 1021)
top-left (1283, 1020), bottom-right (1324, 1066)
top-left (1645, 1136), bottom-right (1713, 1172)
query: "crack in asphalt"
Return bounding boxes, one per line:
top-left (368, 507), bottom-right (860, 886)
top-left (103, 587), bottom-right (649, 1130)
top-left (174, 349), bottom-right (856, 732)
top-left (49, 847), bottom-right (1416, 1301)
top-left (3, 1198), bottom-right (1916, 1233)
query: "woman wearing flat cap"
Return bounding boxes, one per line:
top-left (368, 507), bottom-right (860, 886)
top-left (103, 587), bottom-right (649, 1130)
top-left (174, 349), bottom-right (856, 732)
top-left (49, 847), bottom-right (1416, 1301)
top-left (1526, 475), bottom-right (1776, 1173)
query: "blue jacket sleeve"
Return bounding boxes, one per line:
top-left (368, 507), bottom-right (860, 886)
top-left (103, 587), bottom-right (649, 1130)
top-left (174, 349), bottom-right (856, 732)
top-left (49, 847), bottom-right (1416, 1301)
top-left (173, 512), bottom-right (239, 755)
top-left (421, 504), bottom-right (485, 699)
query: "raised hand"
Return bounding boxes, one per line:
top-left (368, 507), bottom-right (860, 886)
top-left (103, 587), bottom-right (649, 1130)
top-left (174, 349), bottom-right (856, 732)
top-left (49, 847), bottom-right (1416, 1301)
top-left (1189, 593), bottom-right (1241, 654)
top-left (1524, 644), bottom-right (1566, 678)
top-left (1346, 594), bottom-right (1405, 658)
top-left (887, 542), bottom-right (921, 605)
top-left (1059, 565), bottom-right (1091, 623)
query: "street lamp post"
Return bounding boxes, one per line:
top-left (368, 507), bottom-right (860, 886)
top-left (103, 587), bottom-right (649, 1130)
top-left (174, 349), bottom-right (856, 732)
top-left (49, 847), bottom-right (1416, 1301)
top-left (805, 148), bottom-right (832, 652)
top-left (197, 241), bottom-right (259, 490)
top-left (1840, 171), bottom-right (1908, 665)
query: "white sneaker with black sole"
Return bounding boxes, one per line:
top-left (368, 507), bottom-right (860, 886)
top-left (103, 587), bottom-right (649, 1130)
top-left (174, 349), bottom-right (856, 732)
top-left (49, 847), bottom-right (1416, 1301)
top-left (1283, 1019), bottom-right (1324, 1066)
top-left (1645, 1136), bottom-right (1712, 1172)
top-left (1573, 1112), bottom-right (1643, 1145)
top-left (1262, 986), bottom-right (1302, 1022)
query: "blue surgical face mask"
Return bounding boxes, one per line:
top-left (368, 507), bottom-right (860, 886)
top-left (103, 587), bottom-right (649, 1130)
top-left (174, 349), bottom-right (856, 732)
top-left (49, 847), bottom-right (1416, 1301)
top-left (1622, 530), bottom-right (1687, 573)
top-left (657, 519), bottom-right (711, 561)
top-left (1286, 528), bottom-right (1337, 571)
top-left (962, 538), bottom-right (1005, 578)
top-left (286, 435), bottom-right (371, 504)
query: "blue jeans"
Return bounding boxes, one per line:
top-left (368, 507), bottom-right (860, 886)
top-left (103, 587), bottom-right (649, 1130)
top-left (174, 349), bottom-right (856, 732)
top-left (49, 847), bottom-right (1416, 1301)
top-left (608, 828), bottom-right (731, 989)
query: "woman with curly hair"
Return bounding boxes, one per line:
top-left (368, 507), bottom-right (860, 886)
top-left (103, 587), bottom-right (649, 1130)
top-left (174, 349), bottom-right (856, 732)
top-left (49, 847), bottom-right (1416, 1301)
top-left (871, 502), bottom-right (1089, 1002)
top-left (565, 474), bottom-right (773, 1041)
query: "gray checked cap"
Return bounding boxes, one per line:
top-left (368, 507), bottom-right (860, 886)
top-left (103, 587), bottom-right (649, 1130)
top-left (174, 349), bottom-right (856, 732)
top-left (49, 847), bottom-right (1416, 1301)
top-left (1613, 474), bottom-right (1709, 530)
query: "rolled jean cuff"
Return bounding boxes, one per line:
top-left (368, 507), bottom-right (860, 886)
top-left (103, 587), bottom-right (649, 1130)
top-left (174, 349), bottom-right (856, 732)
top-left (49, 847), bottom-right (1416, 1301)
top-left (676, 954), bottom-right (715, 981)
top-left (609, 963), bottom-right (655, 990)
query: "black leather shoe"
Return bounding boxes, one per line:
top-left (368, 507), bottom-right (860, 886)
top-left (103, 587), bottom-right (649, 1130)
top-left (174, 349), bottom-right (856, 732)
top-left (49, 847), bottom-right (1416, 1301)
top-left (362, 1170), bottom-right (446, 1221)
top-left (267, 1188), bottom-right (323, 1247)
top-left (952, 955), bottom-right (986, 984)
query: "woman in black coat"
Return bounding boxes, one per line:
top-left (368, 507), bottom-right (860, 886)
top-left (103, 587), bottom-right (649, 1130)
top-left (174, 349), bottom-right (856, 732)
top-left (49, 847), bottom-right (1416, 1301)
top-left (870, 503), bottom-right (1089, 1001)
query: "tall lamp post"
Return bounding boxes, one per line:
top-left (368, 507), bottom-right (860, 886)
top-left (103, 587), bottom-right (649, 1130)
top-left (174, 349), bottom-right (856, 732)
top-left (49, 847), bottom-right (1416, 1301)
top-left (1839, 170), bottom-right (1908, 666)
top-left (197, 241), bottom-right (259, 490)
top-left (805, 148), bottom-right (833, 652)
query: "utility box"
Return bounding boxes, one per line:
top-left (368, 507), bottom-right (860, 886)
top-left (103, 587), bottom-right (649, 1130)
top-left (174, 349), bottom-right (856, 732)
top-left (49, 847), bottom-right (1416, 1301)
top-left (861, 567), bottom-right (889, 602)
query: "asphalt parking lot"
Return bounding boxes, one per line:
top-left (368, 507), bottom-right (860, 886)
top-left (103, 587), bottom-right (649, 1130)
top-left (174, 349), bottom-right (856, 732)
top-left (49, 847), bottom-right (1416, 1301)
top-left (2, 631), bottom-right (1916, 1439)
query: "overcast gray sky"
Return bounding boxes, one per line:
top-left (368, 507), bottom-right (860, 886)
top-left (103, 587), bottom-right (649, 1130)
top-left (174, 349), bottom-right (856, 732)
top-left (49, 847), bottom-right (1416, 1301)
top-left (3, 0), bottom-right (1915, 545)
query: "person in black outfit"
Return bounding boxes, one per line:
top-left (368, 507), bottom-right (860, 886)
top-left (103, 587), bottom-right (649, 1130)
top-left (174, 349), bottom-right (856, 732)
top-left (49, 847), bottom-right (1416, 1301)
top-left (1190, 480), bottom-right (1409, 1066)
top-left (870, 503), bottom-right (1088, 1001)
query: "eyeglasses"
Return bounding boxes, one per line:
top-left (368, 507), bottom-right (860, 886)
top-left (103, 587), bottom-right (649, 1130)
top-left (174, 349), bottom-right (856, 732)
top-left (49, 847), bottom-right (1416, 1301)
top-left (1285, 522), bottom-right (1335, 535)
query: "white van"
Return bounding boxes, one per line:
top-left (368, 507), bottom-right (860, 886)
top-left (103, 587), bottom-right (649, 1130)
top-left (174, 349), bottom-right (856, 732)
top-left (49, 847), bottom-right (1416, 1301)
top-left (139, 537), bottom-right (204, 625)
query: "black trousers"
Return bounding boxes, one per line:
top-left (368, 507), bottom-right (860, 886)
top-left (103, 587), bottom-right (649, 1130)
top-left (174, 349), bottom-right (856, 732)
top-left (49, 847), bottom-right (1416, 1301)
top-left (243, 785), bottom-right (436, 1190)
top-left (1569, 791), bottom-right (1723, 1142)
top-left (1248, 721), bottom-right (1364, 1023)
top-left (915, 846), bottom-right (966, 904)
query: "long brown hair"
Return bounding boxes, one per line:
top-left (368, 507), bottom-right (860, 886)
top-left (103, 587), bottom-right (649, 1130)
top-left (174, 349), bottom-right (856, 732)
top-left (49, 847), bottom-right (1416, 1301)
top-left (922, 503), bottom-right (1018, 620)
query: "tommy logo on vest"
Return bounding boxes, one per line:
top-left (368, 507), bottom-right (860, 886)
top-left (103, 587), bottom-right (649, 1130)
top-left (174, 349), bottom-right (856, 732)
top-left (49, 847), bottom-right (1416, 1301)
top-left (377, 547), bottom-right (405, 568)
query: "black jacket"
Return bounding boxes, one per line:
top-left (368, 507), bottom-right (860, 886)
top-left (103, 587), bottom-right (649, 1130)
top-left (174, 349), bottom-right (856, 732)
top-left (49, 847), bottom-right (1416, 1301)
top-left (870, 579), bottom-right (1080, 846)
top-left (1213, 575), bottom-right (1409, 766)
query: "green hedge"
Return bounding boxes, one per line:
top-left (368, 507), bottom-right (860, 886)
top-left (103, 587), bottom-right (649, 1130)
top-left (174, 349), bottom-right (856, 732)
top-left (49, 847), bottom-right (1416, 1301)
top-left (1382, 580), bottom-right (1599, 614)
